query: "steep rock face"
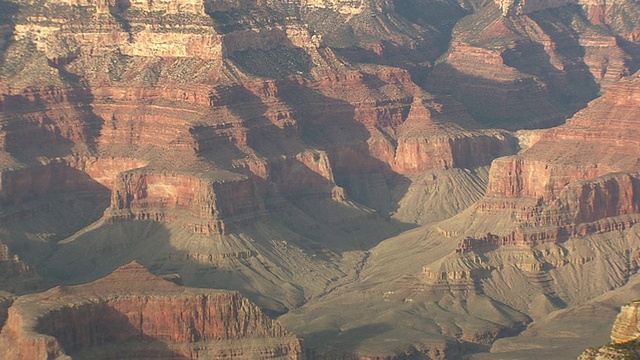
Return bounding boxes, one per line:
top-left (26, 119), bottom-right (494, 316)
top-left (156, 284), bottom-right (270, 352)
top-left (0, 0), bottom-right (520, 225)
top-left (432, 74), bottom-right (640, 272)
top-left (0, 0), bottom-right (616, 358)
top-left (0, 262), bottom-right (302, 359)
top-left (610, 301), bottom-right (640, 344)
top-left (107, 169), bottom-right (266, 235)
top-left (0, 160), bottom-right (107, 207)
top-left (427, 3), bottom-right (640, 129)
top-left (407, 74), bottom-right (640, 347)
top-left (486, 74), bottom-right (640, 204)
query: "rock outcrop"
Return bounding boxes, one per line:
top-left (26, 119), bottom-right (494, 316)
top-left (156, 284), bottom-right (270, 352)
top-left (427, 2), bottom-right (640, 129)
top-left (0, 239), bottom-right (40, 294)
top-left (106, 169), bottom-right (266, 235)
top-left (610, 301), bottom-right (640, 344)
top-left (0, 0), bottom-right (519, 227)
top-left (2, 0), bottom-right (640, 358)
top-left (371, 77), bottom-right (640, 357)
top-left (0, 261), bottom-right (302, 359)
top-left (579, 300), bottom-right (640, 359)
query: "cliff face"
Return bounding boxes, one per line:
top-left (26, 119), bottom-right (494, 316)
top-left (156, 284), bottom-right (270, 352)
top-left (0, 262), bottom-right (302, 359)
top-left (579, 300), bottom-right (640, 360)
top-left (610, 301), bottom-right (640, 344)
top-left (427, 2), bottom-right (640, 129)
top-left (1, 0), bottom-right (640, 358)
top-left (107, 169), bottom-right (266, 234)
top-left (398, 75), bottom-right (640, 349)
top-left (0, 0), bottom-right (518, 230)
top-left (486, 75), bottom-right (640, 204)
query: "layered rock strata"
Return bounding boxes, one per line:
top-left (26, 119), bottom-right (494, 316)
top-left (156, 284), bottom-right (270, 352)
top-left (106, 169), bottom-right (266, 235)
top-left (610, 301), bottom-right (640, 344)
top-left (427, 3), bottom-right (640, 128)
top-left (0, 261), bottom-right (302, 359)
top-left (419, 73), bottom-right (640, 320)
top-left (0, 0), bottom-right (519, 228)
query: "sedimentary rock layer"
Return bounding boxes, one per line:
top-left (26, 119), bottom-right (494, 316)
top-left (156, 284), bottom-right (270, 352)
top-left (0, 262), bottom-right (302, 359)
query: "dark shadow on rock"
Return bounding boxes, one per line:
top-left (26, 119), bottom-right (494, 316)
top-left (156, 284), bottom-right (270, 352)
top-left (0, 295), bottom-right (12, 329)
top-left (617, 36), bottom-right (640, 74)
top-left (0, 173), bottom-right (111, 268)
top-left (50, 63), bottom-right (105, 153)
top-left (200, 83), bottom-right (414, 253)
top-left (37, 220), bottom-right (296, 317)
top-left (206, 5), bottom-right (286, 34)
top-left (308, 1), bottom-right (467, 85)
top-left (525, 6), bottom-right (601, 100)
top-left (36, 300), bottom-right (190, 359)
top-left (426, 61), bottom-right (583, 130)
top-left (231, 46), bottom-right (313, 79)
top-left (425, 6), bottom-right (604, 130)
top-left (109, 0), bottom-right (133, 43)
top-left (0, 55), bottom-right (104, 160)
top-left (277, 80), bottom-right (413, 217)
top-left (0, 0), bottom-right (19, 69)
top-left (0, 93), bottom-right (77, 161)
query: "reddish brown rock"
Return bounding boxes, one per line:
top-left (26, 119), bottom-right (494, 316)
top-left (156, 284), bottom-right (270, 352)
top-left (427, 3), bottom-right (640, 129)
top-left (0, 261), bottom-right (302, 359)
top-left (460, 73), bottom-right (640, 247)
top-left (487, 74), bottom-right (640, 204)
top-left (106, 168), bottom-right (266, 235)
top-left (426, 75), bottom-right (640, 312)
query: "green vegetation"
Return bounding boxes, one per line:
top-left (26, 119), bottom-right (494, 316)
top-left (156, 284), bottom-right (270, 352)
top-left (207, 7), bottom-right (285, 34)
top-left (456, 6), bottom-right (505, 49)
top-left (230, 46), bottom-right (311, 79)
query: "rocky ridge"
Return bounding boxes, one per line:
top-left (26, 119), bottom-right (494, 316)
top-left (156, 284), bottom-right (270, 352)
top-left (0, 0), bottom-right (639, 358)
top-left (420, 73), bottom-right (640, 309)
top-left (280, 71), bottom-right (640, 358)
top-left (427, 1), bottom-right (640, 129)
top-left (0, 261), bottom-right (302, 359)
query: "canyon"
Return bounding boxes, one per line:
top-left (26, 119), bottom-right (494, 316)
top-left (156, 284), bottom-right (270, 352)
top-left (0, 0), bottom-right (639, 358)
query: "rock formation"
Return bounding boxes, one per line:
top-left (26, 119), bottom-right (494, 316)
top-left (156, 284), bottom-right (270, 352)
top-left (0, 239), bottom-right (40, 294)
top-left (579, 300), bottom-right (640, 359)
top-left (0, 0), bottom-right (519, 234)
top-left (281, 70), bottom-right (640, 357)
top-left (0, 261), bottom-right (302, 359)
top-left (419, 73), bottom-right (640, 305)
top-left (610, 301), bottom-right (640, 345)
top-left (427, 1), bottom-right (640, 129)
top-left (0, 0), bottom-right (639, 358)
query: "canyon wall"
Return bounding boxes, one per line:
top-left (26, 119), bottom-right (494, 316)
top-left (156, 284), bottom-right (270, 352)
top-left (427, 3), bottom-right (640, 129)
top-left (0, 262), bottom-right (302, 359)
top-left (107, 169), bottom-right (266, 234)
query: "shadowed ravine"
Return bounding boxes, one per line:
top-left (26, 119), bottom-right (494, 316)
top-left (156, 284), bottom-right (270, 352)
top-left (0, 0), bottom-right (640, 359)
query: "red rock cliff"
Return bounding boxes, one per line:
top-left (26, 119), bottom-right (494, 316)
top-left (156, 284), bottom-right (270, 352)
top-left (0, 261), bottom-right (302, 359)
